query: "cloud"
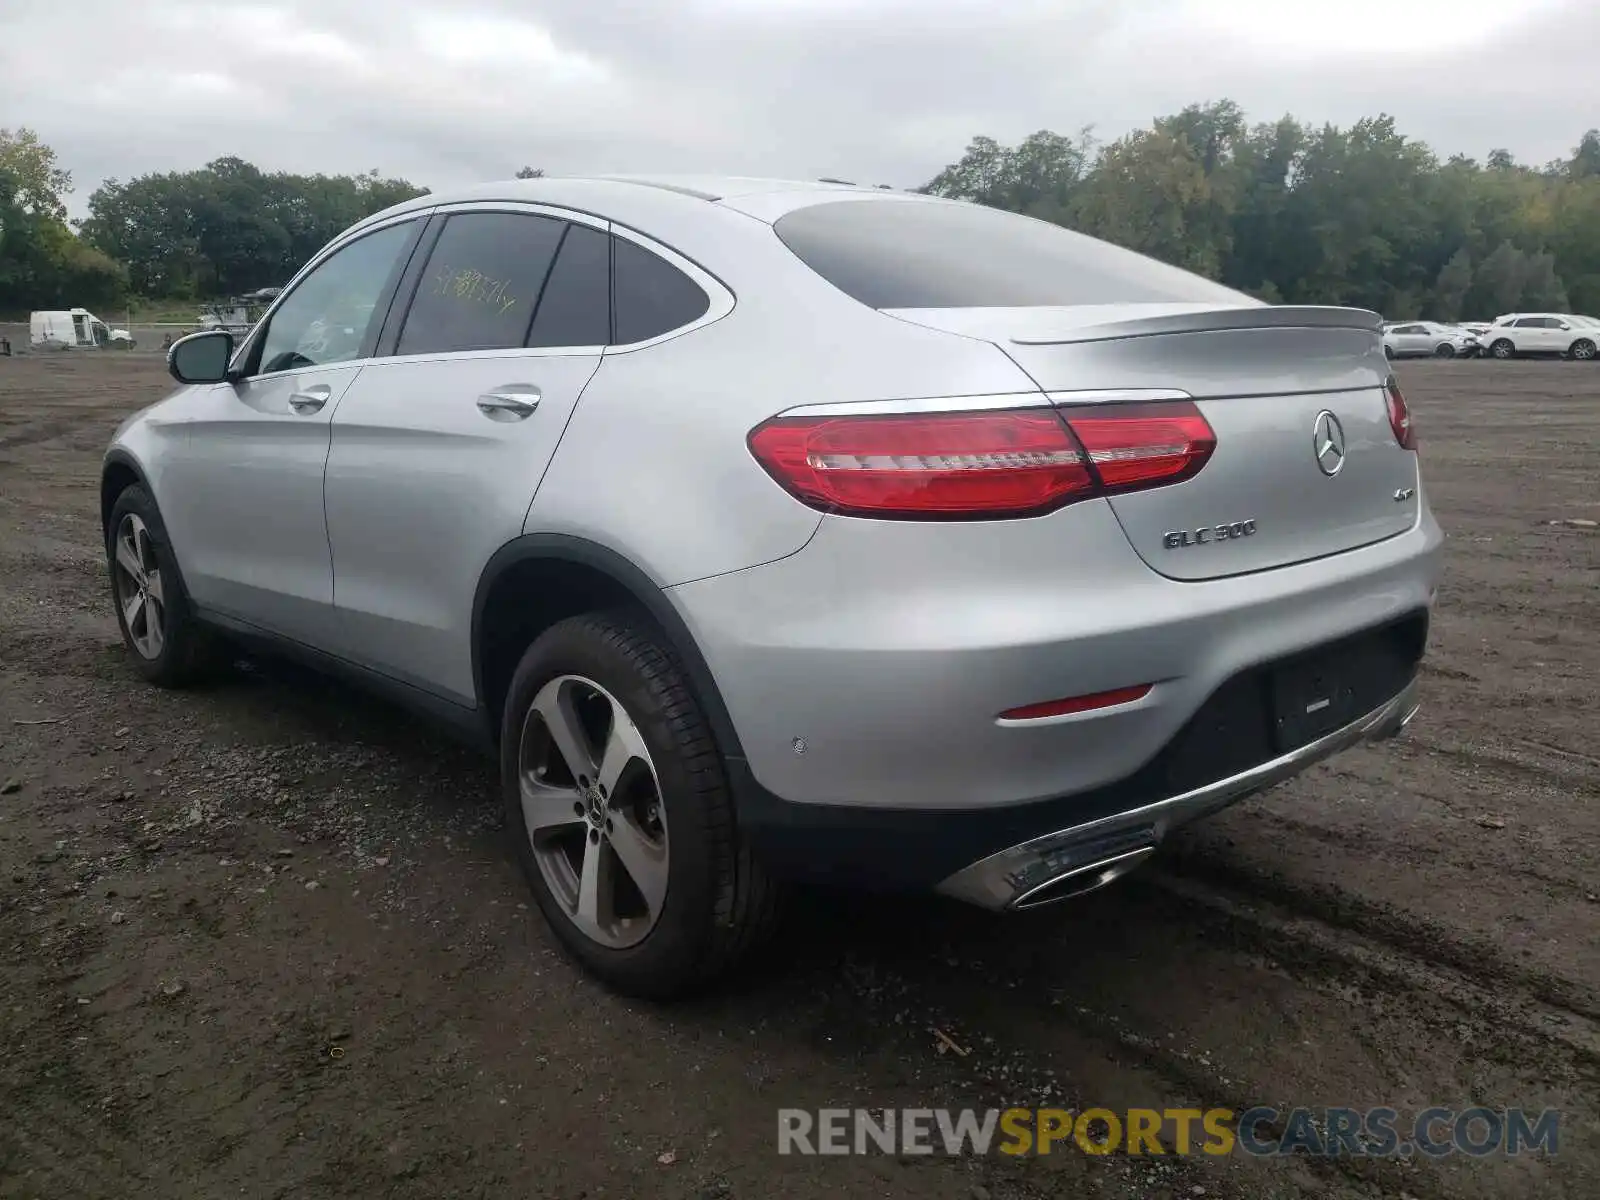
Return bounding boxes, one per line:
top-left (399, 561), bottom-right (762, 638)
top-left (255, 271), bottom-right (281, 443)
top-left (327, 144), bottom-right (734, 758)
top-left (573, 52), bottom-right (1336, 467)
top-left (0, 0), bottom-right (1592, 219)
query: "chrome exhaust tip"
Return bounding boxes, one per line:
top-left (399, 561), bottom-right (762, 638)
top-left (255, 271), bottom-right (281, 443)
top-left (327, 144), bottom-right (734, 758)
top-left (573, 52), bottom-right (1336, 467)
top-left (1009, 845), bottom-right (1156, 910)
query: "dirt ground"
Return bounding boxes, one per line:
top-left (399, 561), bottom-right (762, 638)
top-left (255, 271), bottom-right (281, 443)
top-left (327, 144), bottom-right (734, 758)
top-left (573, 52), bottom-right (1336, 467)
top-left (1, 350), bottom-right (1596, 1200)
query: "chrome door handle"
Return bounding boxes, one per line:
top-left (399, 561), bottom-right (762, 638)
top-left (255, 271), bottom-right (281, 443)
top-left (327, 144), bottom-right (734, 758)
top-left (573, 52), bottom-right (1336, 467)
top-left (288, 384), bottom-right (331, 414)
top-left (476, 385), bottom-right (541, 421)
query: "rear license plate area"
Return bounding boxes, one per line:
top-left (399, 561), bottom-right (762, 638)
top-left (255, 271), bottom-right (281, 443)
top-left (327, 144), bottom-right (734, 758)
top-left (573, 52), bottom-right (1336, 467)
top-left (1270, 653), bottom-right (1361, 749)
top-left (1268, 629), bottom-right (1413, 752)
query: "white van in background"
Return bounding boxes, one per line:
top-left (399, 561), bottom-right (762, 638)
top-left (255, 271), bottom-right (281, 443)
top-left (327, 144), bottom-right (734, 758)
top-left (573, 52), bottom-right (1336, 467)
top-left (29, 309), bottom-right (135, 350)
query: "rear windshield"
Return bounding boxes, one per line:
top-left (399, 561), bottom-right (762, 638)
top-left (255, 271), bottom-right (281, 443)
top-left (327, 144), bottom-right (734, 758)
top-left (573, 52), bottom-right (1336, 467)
top-left (772, 198), bottom-right (1252, 310)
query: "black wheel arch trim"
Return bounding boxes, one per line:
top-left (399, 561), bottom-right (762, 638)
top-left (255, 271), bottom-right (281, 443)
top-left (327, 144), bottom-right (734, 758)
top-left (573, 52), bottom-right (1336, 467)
top-left (471, 534), bottom-right (748, 763)
top-left (101, 448), bottom-right (150, 528)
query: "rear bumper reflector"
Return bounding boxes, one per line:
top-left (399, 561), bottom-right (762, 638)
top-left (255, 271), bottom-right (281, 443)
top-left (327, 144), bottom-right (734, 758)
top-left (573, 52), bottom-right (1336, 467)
top-left (998, 683), bottom-right (1153, 723)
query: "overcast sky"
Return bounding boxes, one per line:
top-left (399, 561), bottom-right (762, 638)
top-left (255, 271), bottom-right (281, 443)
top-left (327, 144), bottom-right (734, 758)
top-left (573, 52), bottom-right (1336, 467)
top-left (2, 0), bottom-right (1593, 219)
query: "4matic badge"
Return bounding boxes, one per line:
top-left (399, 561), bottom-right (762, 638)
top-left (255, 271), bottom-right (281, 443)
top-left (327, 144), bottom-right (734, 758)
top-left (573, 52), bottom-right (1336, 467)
top-left (1163, 520), bottom-right (1257, 549)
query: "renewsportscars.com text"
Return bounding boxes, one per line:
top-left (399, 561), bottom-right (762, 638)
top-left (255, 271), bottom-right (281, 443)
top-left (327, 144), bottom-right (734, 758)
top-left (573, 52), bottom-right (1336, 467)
top-left (777, 1106), bottom-right (1561, 1158)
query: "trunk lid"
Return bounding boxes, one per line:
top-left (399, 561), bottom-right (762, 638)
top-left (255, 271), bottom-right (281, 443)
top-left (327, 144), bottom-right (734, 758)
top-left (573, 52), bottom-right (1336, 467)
top-left (885, 305), bottom-right (1419, 582)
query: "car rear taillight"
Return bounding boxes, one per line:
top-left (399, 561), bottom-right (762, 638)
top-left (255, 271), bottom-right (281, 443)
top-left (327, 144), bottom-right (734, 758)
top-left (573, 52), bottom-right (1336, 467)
top-left (746, 409), bottom-right (1094, 519)
top-left (1384, 376), bottom-right (1417, 450)
top-left (1057, 401), bottom-right (1216, 493)
top-left (747, 400), bottom-right (1216, 519)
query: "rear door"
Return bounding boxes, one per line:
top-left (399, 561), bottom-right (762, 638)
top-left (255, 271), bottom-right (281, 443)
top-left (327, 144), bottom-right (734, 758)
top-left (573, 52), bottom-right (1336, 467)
top-left (1536, 315), bottom-right (1574, 352)
top-left (321, 206), bottom-right (612, 703)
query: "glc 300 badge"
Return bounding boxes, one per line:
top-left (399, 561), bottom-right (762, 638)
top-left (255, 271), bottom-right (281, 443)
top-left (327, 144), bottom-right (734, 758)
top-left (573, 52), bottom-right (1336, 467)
top-left (1163, 520), bottom-right (1257, 549)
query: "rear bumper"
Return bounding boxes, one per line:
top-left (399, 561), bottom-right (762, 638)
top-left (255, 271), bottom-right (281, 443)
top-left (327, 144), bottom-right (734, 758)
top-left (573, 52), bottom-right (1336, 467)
top-left (669, 497), bottom-right (1443, 815)
top-left (936, 674), bottom-right (1419, 909)
top-left (725, 626), bottom-right (1423, 896)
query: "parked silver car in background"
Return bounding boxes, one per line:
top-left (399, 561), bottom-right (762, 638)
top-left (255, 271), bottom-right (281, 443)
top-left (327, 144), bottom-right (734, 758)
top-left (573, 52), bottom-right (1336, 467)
top-left (1381, 321), bottom-right (1479, 359)
top-left (102, 177), bottom-right (1442, 996)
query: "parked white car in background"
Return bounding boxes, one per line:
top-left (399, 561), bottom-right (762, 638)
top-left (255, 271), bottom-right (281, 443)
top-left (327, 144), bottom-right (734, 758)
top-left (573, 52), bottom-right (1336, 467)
top-left (1479, 313), bottom-right (1599, 360)
top-left (1381, 321), bottom-right (1479, 359)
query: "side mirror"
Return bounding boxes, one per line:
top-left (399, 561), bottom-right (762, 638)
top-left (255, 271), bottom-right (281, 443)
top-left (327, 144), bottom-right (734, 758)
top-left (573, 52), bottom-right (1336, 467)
top-left (1557, 322), bottom-right (1571, 330)
top-left (167, 329), bottom-right (235, 384)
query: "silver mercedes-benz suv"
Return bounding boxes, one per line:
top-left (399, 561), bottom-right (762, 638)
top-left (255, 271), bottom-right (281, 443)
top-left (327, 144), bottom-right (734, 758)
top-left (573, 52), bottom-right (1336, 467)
top-left (102, 176), bottom-right (1442, 996)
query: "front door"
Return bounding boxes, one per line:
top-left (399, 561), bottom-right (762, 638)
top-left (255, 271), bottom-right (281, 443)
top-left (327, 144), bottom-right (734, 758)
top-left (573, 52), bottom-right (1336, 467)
top-left (160, 217), bottom-right (423, 645)
top-left (323, 209), bottom-right (613, 702)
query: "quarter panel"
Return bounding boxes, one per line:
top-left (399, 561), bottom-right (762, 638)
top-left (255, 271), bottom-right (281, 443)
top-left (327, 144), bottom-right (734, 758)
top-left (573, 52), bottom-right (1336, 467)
top-left (525, 259), bottom-right (1042, 586)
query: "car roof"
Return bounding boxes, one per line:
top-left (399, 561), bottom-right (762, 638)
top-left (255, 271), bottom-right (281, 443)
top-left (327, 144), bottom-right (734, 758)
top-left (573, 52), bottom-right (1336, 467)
top-left (351, 174), bottom-right (897, 230)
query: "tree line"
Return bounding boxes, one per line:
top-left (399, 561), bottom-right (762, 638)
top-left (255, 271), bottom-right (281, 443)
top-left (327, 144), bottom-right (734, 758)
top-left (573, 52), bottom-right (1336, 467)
top-left (1, 130), bottom-right (430, 313)
top-left (923, 102), bottom-right (1600, 318)
top-left (4, 108), bottom-right (1600, 319)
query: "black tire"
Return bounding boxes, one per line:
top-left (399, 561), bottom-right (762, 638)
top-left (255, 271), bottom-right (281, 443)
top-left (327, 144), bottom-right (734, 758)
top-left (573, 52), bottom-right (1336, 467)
top-left (500, 611), bottom-right (783, 998)
top-left (1490, 338), bottom-right (1516, 360)
top-left (1433, 342), bottom-right (1456, 359)
top-left (1569, 338), bottom-right (1597, 362)
top-left (105, 484), bottom-right (222, 686)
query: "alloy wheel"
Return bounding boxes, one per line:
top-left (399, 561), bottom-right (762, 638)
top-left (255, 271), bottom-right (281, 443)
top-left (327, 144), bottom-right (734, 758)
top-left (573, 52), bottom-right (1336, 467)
top-left (112, 513), bottom-right (166, 659)
top-left (517, 674), bottom-right (669, 949)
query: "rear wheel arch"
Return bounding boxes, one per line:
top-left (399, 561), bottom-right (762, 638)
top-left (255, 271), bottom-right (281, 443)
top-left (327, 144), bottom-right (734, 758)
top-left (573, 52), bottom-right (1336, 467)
top-left (471, 535), bottom-right (746, 761)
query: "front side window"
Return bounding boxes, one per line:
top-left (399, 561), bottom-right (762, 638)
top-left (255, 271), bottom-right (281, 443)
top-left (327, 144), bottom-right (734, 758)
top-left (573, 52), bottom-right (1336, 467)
top-left (773, 198), bottom-right (1254, 310)
top-left (255, 221), bottom-right (416, 375)
top-left (397, 213), bottom-right (566, 356)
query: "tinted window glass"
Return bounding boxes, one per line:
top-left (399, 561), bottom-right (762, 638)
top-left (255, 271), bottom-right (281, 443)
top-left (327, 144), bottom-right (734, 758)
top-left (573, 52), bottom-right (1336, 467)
top-left (774, 199), bottom-right (1253, 310)
top-left (613, 238), bottom-right (710, 344)
top-left (529, 223), bottom-right (612, 348)
top-left (398, 213), bottom-right (564, 355)
top-left (256, 221), bottom-right (414, 375)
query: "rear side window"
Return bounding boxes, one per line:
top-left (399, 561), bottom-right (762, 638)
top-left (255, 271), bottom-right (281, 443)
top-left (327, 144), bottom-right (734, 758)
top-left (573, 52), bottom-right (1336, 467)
top-left (773, 198), bottom-right (1252, 310)
top-left (398, 213), bottom-right (564, 355)
top-left (613, 238), bottom-right (710, 344)
top-left (529, 223), bottom-right (612, 348)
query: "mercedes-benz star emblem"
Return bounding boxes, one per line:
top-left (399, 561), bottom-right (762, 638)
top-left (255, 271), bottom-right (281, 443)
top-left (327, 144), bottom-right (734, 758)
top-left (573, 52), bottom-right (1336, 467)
top-left (1313, 410), bottom-right (1346, 477)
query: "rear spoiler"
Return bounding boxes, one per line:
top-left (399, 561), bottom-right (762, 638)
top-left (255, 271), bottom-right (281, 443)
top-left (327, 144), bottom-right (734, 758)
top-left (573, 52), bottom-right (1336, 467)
top-left (1011, 305), bottom-right (1384, 347)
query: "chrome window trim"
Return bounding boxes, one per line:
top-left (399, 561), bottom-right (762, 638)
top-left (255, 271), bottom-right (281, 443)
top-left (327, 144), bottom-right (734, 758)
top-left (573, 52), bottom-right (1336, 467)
top-left (424, 199), bottom-right (610, 232)
top-left (364, 344), bottom-right (607, 367)
top-left (233, 200), bottom-right (735, 374)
